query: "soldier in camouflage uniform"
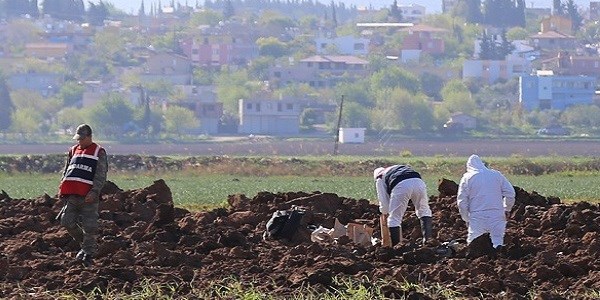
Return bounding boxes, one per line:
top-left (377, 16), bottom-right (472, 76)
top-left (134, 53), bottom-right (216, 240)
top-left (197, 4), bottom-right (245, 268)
top-left (58, 124), bottom-right (108, 267)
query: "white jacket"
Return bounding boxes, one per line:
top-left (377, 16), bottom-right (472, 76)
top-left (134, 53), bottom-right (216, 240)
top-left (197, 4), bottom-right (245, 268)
top-left (457, 155), bottom-right (516, 222)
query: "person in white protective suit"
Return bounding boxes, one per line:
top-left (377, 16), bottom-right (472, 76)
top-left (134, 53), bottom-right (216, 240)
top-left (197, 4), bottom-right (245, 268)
top-left (457, 154), bottom-right (516, 251)
top-left (374, 165), bottom-right (433, 246)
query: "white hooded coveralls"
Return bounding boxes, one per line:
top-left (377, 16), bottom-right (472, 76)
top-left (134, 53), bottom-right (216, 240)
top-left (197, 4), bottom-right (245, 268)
top-left (457, 155), bottom-right (516, 248)
top-left (374, 165), bottom-right (432, 227)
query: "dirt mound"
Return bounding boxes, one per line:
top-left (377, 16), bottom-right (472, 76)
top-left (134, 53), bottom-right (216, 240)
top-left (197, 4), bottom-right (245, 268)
top-left (1, 179), bottom-right (599, 298)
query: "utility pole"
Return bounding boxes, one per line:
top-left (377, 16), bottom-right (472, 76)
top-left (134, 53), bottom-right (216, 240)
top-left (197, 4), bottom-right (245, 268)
top-left (333, 95), bottom-right (344, 155)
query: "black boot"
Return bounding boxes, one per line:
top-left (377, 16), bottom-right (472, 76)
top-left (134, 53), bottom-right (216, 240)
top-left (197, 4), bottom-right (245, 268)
top-left (419, 216), bottom-right (433, 245)
top-left (389, 226), bottom-right (402, 246)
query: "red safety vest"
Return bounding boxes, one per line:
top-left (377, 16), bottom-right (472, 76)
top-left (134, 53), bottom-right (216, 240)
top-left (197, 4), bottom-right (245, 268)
top-left (59, 143), bottom-right (102, 196)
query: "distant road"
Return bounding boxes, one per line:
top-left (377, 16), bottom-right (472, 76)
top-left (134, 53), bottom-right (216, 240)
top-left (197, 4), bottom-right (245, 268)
top-left (1, 139), bottom-right (600, 157)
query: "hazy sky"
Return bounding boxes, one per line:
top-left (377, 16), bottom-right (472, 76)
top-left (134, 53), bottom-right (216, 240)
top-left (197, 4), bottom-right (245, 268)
top-left (98, 0), bottom-right (588, 15)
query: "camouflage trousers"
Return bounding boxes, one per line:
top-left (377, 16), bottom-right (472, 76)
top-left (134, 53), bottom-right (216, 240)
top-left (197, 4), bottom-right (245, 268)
top-left (59, 195), bottom-right (99, 256)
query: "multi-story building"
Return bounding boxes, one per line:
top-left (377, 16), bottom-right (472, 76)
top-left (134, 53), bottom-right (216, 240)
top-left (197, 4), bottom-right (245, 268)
top-left (7, 72), bottom-right (64, 97)
top-left (269, 55), bottom-right (369, 89)
top-left (399, 24), bottom-right (446, 62)
top-left (463, 59), bottom-right (531, 84)
top-left (315, 35), bottom-right (369, 56)
top-left (519, 71), bottom-right (596, 111)
top-left (180, 25), bottom-right (259, 67)
top-left (541, 51), bottom-right (600, 79)
top-left (238, 99), bottom-right (301, 134)
top-left (140, 52), bottom-right (192, 85)
top-left (397, 4), bottom-right (426, 23)
top-left (540, 15), bottom-right (573, 35)
top-left (24, 43), bottom-right (71, 60)
top-left (529, 31), bottom-right (578, 51)
top-left (463, 39), bottom-right (536, 84)
top-left (171, 85), bottom-right (223, 134)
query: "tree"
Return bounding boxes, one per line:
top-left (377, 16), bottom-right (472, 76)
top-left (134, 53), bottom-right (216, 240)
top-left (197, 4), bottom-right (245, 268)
top-left (370, 66), bottom-right (420, 94)
top-left (256, 37), bottom-right (289, 58)
top-left (371, 88), bottom-right (434, 132)
top-left (223, 0), bottom-right (234, 20)
top-left (331, 0), bottom-right (338, 28)
top-left (553, 0), bottom-right (564, 16)
top-left (10, 107), bottom-right (44, 134)
top-left (55, 81), bottom-right (85, 107)
top-left (498, 29), bottom-right (515, 59)
top-left (478, 31), bottom-right (494, 59)
top-left (561, 105), bottom-right (600, 128)
top-left (440, 79), bottom-right (476, 114)
top-left (483, 0), bottom-right (525, 28)
top-left (0, 74), bottom-right (13, 130)
top-left (215, 69), bottom-right (252, 115)
top-left (465, 0), bottom-right (483, 23)
top-left (139, 0), bottom-right (145, 16)
top-left (86, 93), bottom-right (134, 137)
top-left (506, 27), bottom-right (529, 40)
top-left (341, 102), bottom-right (370, 128)
top-left (564, 0), bottom-right (583, 32)
top-left (88, 1), bottom-right (109, 26)
top-left (188, 8), bottom-right (222, 26)
top-left (334, 81), bottom-right (373, 108)
top-left (419, 72), bottom-right (445, 100)
top-left (389, 0), bottom-right (402, 22)
top-left (163, 105), bottom-right (199, 135)
top-left (56, 107), bottom-right (85, 132)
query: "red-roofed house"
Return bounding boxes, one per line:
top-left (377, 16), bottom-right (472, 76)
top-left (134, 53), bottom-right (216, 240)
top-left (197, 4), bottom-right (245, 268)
top-left (269, 55), bottom-right (369, 89)
top-left (529, 31), bottom-right (578, 50)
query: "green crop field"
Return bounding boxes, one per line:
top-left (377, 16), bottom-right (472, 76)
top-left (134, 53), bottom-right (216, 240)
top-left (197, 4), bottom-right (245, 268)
top-left (2, 169), bottom-right (599, 211)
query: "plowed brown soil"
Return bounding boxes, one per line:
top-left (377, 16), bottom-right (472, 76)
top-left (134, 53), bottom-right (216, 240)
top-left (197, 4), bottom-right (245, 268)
top-left (1, 179), bottom-right (599, 299)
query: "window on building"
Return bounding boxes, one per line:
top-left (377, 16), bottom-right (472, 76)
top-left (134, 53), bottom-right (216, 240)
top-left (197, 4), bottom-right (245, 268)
top-left (246, 103), bottom-right (253, 109)
top-left (267, 103), bottom-right (272, 110)
top-left (286, 103), bottom-right (293, 110)
top-left (309, 81), bottom-right (315, 87)
top-left (277, 103), bottom-right (282, 111)
top-left (192, 87), bottom-right (197, 94)
top-left (274, 71), bottom-right (281, 78)
top-left (354, 133), bottom-right (360, 138)
top-left (203, 38), bottom-right (208, 44)
top-left (256, 103), bottom-right (261, 112)
top-left (307, 62), bottom-right (313, 67)
top-left (354, 43), bottom-right (364, 50)
top-left (192, 49), bottom-right (199, 54)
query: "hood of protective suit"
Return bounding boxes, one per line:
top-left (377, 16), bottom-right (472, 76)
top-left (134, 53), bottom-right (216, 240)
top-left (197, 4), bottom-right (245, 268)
top-left (466, 154), bottom-right (487, 173)
top-left (373, 167), bottom-right (385, 180)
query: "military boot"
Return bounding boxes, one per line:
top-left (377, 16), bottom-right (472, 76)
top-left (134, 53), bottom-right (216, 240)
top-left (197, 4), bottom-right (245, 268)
top-left (389, 226), bottom-right (402, 246)
top-left (419, 216), bottom-right (433, 245)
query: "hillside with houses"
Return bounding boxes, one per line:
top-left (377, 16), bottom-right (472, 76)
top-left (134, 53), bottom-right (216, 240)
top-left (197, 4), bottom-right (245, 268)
top-left (0, 0), bottom-right (599, 141)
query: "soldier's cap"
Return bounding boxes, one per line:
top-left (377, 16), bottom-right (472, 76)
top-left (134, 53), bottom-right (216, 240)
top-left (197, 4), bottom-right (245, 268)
top-left (73, 124), bottom-right (92, 140)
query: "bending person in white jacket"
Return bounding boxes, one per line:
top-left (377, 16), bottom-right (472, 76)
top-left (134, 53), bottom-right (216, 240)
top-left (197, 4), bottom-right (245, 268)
top-left (457, 154), bottom-right (516, 250)
top-left (374, 165), bottom-right (433, 246)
